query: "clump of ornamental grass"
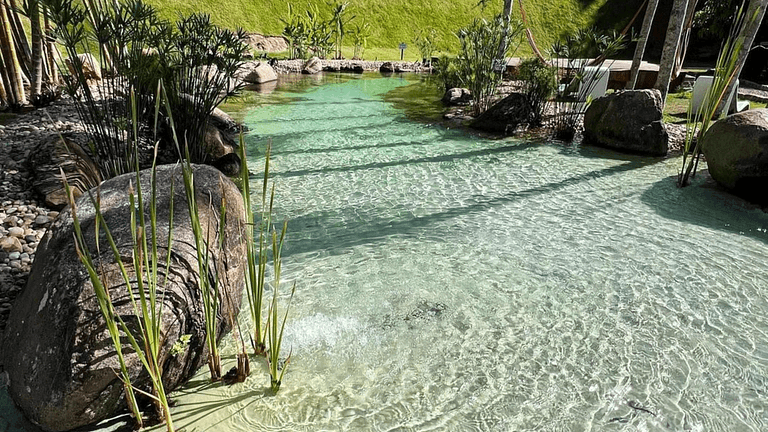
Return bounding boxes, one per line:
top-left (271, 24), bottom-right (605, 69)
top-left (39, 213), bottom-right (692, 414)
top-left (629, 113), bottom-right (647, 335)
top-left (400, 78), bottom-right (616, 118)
top-left (678, 3), bottom-right (753, 187)
top-left (62, 90), bottom-right (176, 431)
top-left (238, 138), bottom-right (295, 393)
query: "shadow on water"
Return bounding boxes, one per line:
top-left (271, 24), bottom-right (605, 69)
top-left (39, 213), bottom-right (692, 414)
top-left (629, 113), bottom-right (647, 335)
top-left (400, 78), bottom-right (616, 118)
top-left (640, 173), bottom-right (768, 246)
top-left (274, 142), bottom-right (541, 178)
top-left (271, 138), bottom-right (435, 157)
top-left (283, 156), bottom-right (653, 258)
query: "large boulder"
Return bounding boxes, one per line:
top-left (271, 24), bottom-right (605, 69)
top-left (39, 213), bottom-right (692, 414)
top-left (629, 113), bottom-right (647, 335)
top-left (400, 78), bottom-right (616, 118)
top-left (2, 164), bottom-right (247, 431)
top-left (380, 62), bottom-right (395, 73)
top-left (242, 33), bottom-right (289, 53)
top-left (583, 89), bottom-right (668, 156)
top-left (237, 61), bottom-right (278, 84)
top-left (28, 134), bottom-right (99, 209)
top-left (302, 57), bottom-right (323, 75)
top-left (65, 53), bottom-right (101, 81)
top-left (471, 92), bottom-right (532, 134)
top-left (701, 109), bottom-right (768, 203)
top-left (442, 88), bottom-right (472, 106)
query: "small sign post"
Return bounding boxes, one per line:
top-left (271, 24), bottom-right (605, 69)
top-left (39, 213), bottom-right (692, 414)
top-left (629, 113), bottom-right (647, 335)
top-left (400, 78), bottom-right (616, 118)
top-left (398, 43), bottom-right (407, 61)
top-left (492, 58), bottom-right (506, 74)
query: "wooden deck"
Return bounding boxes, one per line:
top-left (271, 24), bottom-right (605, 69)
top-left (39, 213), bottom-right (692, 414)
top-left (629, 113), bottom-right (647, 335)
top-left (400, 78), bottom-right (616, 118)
top-left (505, 58), bottom-right (660, 90)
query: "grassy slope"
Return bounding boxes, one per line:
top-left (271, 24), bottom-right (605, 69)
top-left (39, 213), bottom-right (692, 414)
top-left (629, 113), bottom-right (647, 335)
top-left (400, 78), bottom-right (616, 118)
top-left (144, 0), bottom-right (634, 59)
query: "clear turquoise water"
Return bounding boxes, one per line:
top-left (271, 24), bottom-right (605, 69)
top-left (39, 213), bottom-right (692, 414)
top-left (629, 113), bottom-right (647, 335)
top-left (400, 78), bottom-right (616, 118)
top-left (4, 74), bottom-right (768, 432)
top-left (197, 74), bottom-right (768, 432)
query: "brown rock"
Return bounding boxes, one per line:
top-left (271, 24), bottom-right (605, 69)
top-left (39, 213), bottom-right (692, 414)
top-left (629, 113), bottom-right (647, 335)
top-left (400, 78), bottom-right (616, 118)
top-left (0, 236), bottom-right (22, 253)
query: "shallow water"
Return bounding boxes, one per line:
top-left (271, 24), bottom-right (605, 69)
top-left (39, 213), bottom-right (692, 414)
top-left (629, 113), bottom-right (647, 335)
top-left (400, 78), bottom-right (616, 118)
top-left (4, 73), bottom-right (768, 432)
top-left (164, 74), bottom-right (768, 432)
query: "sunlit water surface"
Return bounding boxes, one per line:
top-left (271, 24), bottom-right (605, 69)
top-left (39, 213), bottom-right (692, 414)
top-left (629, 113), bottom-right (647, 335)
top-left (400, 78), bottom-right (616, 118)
top-left (4, 74), bottom-right (768, 432)
top-left (164, 74), bottom-right (768, 432)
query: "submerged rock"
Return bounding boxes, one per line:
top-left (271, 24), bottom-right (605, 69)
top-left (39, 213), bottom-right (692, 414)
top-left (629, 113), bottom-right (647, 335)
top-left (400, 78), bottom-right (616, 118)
top-left (2, 164), bottom-right (247, 431)
top-left (701, 109), bottom-right (768, 204)
top-left (583, 89), bottom-right (668, 156)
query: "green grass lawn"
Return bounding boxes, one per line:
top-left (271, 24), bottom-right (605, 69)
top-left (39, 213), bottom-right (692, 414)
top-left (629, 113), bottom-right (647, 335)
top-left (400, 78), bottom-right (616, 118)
top-left (144, 0), bottom-right (642, 59)
top-left (663, 91), bottom-right (767, 125)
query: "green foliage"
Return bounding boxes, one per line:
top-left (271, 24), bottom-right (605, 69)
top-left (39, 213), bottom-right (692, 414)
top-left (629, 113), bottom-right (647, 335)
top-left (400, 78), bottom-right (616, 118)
top-left (517, 57), bottom-right (556, 125)
top-left (329, 1), bottom-right (354, 59)
top-left (549, 27), bottom-right (626, 140)
top-left (433, 55), bottom-right (463, 91)
top-left (350, 19), bottom-right (371, 59)
top-left (454, 15), bottom-right (523, 116)
top-left (62, 94), bottom-right (177, 430)
top-left (43, 0), bottom-right (248, 182)
top-left (694, 0), bottom-right (739, 41)
top-left (413, 28), bottom-right (437, 64)
top-left (679, 3), bottom-right (754, 187)
top-left (144, 0), bottom-right (628, 58)
top-left (281, 2), bottom-right (334, 59)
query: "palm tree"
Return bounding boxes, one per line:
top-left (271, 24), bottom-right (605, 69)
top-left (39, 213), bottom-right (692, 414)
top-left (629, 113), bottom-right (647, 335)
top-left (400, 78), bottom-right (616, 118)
top-left (627, 0), bottom-right (659, 89)
top-left (654, 0), bottom-right (690, 108)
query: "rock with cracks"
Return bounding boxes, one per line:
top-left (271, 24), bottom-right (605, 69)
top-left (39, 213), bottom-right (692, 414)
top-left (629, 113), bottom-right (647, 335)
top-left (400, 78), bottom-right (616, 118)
top-left (701, 108), bottom-right (768, 204)
top-left (302, 57), bottom-right (323, 75)
top-left (237, 61), bottom-right (278, 84)
top-left (2, 164), bottom-right (247, 431)
top-left (471, 92), bottom-right (532, 133)
top-left (442, 88), bottom-right (472, 106)
top-left (583, 89), bottom-right (669, 156)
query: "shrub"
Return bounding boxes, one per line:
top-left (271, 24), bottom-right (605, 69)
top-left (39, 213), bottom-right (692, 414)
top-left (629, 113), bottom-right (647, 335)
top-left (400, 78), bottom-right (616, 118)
top-left (517, 58), bottom-right (557, 125)
top-left (43, 0), bottom-right (248, 183)
top-left (454, 15), bottom-right (523, 116)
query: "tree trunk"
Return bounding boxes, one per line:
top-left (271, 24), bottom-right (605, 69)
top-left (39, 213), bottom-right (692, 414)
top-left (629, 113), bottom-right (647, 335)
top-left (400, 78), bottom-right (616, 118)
top-left (654, 0), bottom-right (689, 108)
top-left (714, 0), bottom-right (768, 118)
top-left (7, 0), bottom-right (30, 81)
top-left (627, 0), bottom-right (660, 89)
top-left (672, 0), bottom-right (699, 80)
top-left (44, 7), bottom-right (58, 85)
top-left (0, 52), bottom-right (8, 104)
top-left (496, 0), bottom-right (514, 61)
top-left (0, 0), bottom-right (25, 105)
top-left (30, 0), bottom-right (42, 97)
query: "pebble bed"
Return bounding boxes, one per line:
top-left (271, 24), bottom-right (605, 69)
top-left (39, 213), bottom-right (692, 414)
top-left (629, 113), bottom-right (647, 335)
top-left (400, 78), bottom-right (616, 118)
top-left (0, 98), bottom-right (82, 333)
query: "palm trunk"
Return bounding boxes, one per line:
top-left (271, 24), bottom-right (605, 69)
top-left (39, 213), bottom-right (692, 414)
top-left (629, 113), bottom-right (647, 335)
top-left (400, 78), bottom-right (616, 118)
top-left (714, 0), bottom-right (768, 118)
top-left (29, 0), bottom-right (42, 97)
top-left (7, 0), bottom-right (30, 81)
top-left (0, 55), bottom-right (8, 104)
top-left (627, 0), bottom-right (659, 89)
top-left (0, 0), bottom-right (25, 105)
top-left (672, 0), bottom-right (699, 80)
top-left (44, 8), bottom-right (58, 85)
top-left (654, 0), bottom-right (689, 108)
top-left (496, 0), bottom-right (513, 61)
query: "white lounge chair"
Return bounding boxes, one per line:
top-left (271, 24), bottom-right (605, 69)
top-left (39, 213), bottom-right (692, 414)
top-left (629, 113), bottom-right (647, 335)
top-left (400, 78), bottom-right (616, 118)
top-left (691, 75), bottom-right (750, 117)
top-left (577, 66), bottom-right (610, 102)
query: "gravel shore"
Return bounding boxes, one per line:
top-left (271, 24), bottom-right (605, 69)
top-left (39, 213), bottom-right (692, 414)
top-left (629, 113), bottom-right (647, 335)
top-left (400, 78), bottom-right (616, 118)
top-left (0, 98), bottom-right (83, 332)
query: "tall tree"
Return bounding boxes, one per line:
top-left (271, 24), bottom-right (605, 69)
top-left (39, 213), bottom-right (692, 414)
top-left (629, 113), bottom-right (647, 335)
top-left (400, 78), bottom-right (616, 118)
top-left (627, 0), bottom-right (659, 89)
top-left (654, 0), bottom-right (689, 108)
top-left (672, 0), bottom-right (699, 80)
top-left (714, 0), bottom-right (768, 117)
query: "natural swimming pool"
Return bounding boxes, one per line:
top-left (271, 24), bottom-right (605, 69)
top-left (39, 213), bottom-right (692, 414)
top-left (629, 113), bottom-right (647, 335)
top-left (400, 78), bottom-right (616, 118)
top-left (159, 74), bottom-right (768, 431)
top-left (4, 73), bottom-right (768, 432)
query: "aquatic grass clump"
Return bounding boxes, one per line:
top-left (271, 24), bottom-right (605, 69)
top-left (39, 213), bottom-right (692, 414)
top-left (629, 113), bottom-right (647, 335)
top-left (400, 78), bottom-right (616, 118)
top-left (678, 3), bottom-right (754, 187)
top-left (238, 139), bottom-right (295, 392)
top-left (62, 92), bottom-right (177, 430)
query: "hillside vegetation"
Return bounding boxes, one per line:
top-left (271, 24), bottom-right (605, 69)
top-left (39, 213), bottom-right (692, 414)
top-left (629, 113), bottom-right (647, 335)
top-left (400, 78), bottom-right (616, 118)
top-left (144, 0), bottom-right (642, 59)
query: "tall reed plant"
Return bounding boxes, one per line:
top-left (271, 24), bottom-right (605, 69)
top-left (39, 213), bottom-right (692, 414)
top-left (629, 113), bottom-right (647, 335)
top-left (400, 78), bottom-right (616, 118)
top-left (62, 91), bottom-right (177, 430)
top-left (678, 4), bottom-right (753, 187)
